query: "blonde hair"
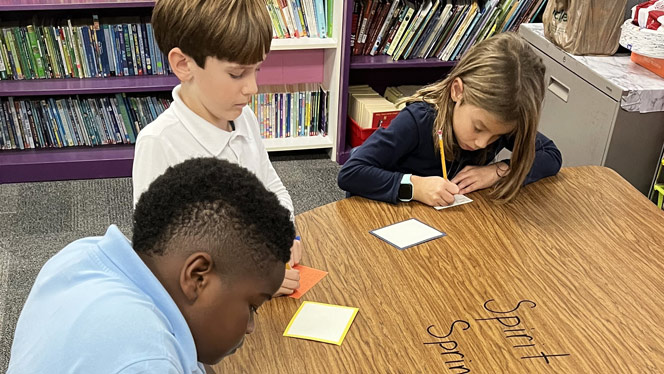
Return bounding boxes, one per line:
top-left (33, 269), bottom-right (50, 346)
top-left (152, 0), bottom-right (272, 67)
top-left (401, 32), bottom-right (546, 203)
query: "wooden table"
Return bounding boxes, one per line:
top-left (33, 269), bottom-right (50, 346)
top-left (216, 166), bottom-right (664, 373)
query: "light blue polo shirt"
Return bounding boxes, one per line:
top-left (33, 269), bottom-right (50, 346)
top-left (7, 225), bottom-right (206, 374)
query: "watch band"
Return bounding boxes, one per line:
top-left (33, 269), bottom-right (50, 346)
top-left (399, 173), bottom-right (413, 202)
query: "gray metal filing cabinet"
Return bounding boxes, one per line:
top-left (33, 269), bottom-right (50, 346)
top-left (519, 23), bottom-right (664, 195)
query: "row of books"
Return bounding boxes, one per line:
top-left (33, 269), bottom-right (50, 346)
top-left (266, 0), bottom-right (334, 39)
top-left (351, 0), bottom-right (547, 61)
top-left (249, 84), bottom-right (329, 139)
top-left (0, 17), bottom-right (172, 80)
top-left (348, 85), bottom-right (399, 129)
top-left (0, 94), bottom-right (170, 150)
top-left (0, 86), bottom-right (330, 150)
top-left (383, 84), bottom-right (421, 108)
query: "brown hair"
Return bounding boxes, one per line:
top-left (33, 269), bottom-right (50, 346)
top-left (401, 32), bottom-right (546, 202)
top-left (152, 0), bottom-right (272, 68)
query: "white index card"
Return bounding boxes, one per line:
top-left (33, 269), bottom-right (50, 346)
top-left (370, 218), bottom-right (445, 250)
top-left (284, 301), bottom-right (359, 345)
top-left (435, 194), bottom-right (473, 210)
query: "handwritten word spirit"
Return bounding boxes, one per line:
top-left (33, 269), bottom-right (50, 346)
top-left (475, 299), bottom-right (570, 364)
top-left (423, 299), bottom-right (570, 372)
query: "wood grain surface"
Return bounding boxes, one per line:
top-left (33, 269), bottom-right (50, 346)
top-left (215, 166), bottom-right (664, 373)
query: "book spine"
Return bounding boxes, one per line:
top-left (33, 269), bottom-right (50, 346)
top-left (46, 98), bottom-right (64, 147)
top-left (16, 28), bottom-right (35, 79)
top-left (3, 100), bottom-right (21, 149)
top-left (103, 25), bottom-right (115, 76)
top-left (24, 101), bottom-right (43, 148)
top-left (65, 98), bottom-right (86, 145)
top-left (114, 94), bottom-right (134, 142)
top-left (80, 27), bottom-right (96, 77)
top-left (12, 98), bottom-right (34, 148)
top-left (133, 24), bottom-right (144, 76)
top-left (387, 5), bottom-right (413, 56)
top-left (96, 25), bottom-right (109, 77)
top-left (140, 23), bottom-right (152, 75)
top-left (4, 29), bottom-right (23, 79)
top-left (0, 100), bottom-right (10, 148)
top-left (314, 0), bottom-right (327, 37)
top-left (123, 24), bottom-right (134, 75)
top-left (129, 24), bottom-right (141, 76)
top-left (0, 36), bottom-right (9, 80)
top-left (38, 100), bottom-right (56, 147)
top-left (38, 26), bottom-right (56, 78)
top-left (26, 25), bottom-right (46, 78)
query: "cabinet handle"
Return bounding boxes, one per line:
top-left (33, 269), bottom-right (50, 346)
top-left (548, 76), bottom-right (570, 103)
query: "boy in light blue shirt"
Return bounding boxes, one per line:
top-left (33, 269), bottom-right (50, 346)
top-left (7, 158), bottom-right (294, 373)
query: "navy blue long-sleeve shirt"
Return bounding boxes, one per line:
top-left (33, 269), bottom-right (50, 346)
top-left (338, 101), bottom-right (562, 203)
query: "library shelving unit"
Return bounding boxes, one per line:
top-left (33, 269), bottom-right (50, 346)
top-left (0, 0), bottom-right (344, 183)
top-left (335, 1), bottom-right (548, 164)
top-left (336, 0), bottom-right (457, 164)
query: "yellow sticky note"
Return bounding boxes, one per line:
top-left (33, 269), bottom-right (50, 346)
top-left (283, 301), bottom-right (359, 345)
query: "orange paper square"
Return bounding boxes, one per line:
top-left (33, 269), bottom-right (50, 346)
top-left (288, 265), bottom-right (328, 299)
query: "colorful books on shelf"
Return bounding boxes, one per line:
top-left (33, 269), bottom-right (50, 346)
top-left (0, 94), bottom-right (170, 150)
top-left (0, 84), bottom-right (331, 150)
top-left (348, 85), bottom-right (400, 129)
top-left (0, 16), bottom-right (171, 80)
top-left (350, 0), bottom-right (547, 61)
top-left (249, 84), bottom-right (329, 139)
top-left (266, 0), bottom-right (333, 39)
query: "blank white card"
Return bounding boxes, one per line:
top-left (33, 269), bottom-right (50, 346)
top-left (435, 194), bottom-right (473, 210)
top-left (370, 218), bottom-right (445, 250)
top-left (284, 301), bottom-right (359, 345)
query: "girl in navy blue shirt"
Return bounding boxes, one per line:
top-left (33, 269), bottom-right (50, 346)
top-left (338, 32), bottom-right (562, 207)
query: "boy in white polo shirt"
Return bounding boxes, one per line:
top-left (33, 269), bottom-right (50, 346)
top-left (132, 0), bottom-right (301, 296)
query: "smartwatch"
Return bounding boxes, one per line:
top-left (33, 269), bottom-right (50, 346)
top-left (398, 174), bottom-right (413, 202)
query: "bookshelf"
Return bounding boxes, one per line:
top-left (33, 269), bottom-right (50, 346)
top-left (336, 0), bottom-right (548, 163)
top-left (0, 0), bottom-right (344, 183)
top-left (336, 0), bottom-right (457, 163)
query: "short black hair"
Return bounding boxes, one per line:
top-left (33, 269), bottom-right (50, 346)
top-left (133, 158), bottom-right (294, 275)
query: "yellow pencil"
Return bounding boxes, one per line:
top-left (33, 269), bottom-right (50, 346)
top-left (438, 130), bottom-right (448, 179)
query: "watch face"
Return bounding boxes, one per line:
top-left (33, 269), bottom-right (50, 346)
top-left (398, 183), bottom-right (413, 200)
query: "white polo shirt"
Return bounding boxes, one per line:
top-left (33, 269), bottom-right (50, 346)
top-left (132, 85), bottom-right (294, 216)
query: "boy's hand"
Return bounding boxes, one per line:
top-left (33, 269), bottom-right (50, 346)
top-left (288, 238), bottom-right (302, 267)
top-left (451, 162), bottom-right (508, 195)
top-left (411, 175), bottom-right (460, 207)
top-left (274, 238), bottom-right (303, 297)
top-left (274, 268), bottom-right (300, 297)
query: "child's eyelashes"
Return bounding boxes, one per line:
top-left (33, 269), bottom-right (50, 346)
top-left (229, 73), bottom-right (243, 79)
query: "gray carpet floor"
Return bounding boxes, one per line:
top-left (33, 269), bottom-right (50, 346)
top-left (0, 150), bottom-right (345, 372)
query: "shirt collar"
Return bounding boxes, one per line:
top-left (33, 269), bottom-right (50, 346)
top-left (97, 225), bottom-right (201, 372)
top-left (170, 85), bottom-right (251, 155)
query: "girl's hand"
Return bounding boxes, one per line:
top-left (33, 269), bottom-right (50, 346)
top-left (451, 162), bottom-right (509, 195)
top-left (411, 175), bottom-right (460, 207)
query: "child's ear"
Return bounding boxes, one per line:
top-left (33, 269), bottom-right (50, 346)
top-left (180, 252), bottom-right (215, 302)
top-left (450, 78), bottom-right (464, 103)
top-left (169, 47), bottom-right (194, 82)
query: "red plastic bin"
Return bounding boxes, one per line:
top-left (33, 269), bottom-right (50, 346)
top-left (348, 115), bottom-right (396, 147)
